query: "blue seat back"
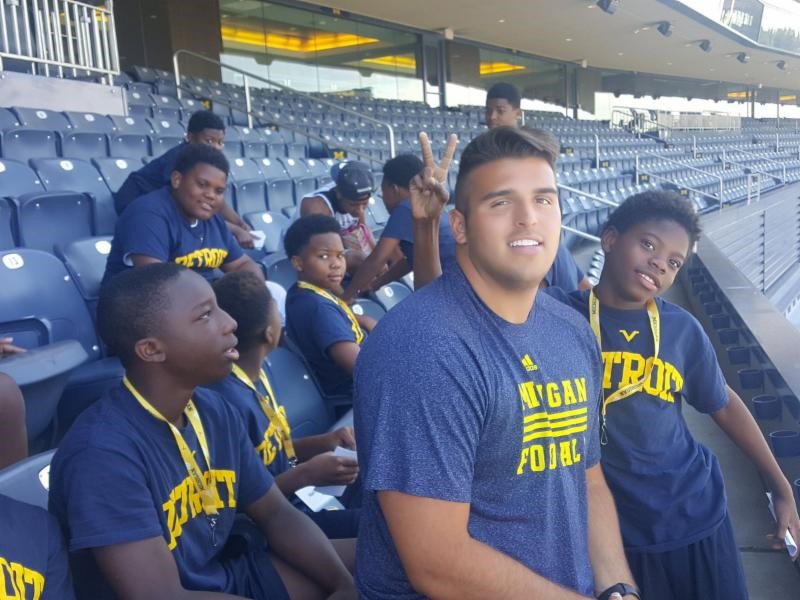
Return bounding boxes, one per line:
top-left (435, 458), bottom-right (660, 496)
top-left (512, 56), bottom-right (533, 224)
top-left (64, 111), bottom-right (115, 133)
top-left (15, 192), bottom-right (94, 252)
top-left (0, 159), bottom-right (43, 198)
top-left (54, 236), bottom-right (112, 302)
top-left (1, 129), bottom-right (59, 161)
top-left (59, 131), bottom-right (109, 161)
top-left (92, 157), bottom-right (142, 192)
top-left (243, 211), bottom-right (289, 254)
top-left (11, 107), bottom-right (71, 131)
top-left (0, 199), bottom-right (16, 249)
top-left (0, 450), bottom-right (55, 509)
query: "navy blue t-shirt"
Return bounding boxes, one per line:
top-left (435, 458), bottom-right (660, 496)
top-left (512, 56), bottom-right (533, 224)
top-left (207, 371), bottom-right (291, 478)
top-left (49, 385), bottom-right (274, 599)
top-left (102, 186), bottom-right (243, 285)
top-left (380, 199), bottom-right (456, 268)
top-left (557, 289), bottom-right (729, 551)
top-left (544, 243), bottom-right (585, 292)
top-left (285, 284), bottom-right (361, 398)
top-left (354, 265), bottom-right (602, 598)
top-left (114, 142), bottom-right (185, 215)
top-left (0, 494), bottom-right (75, 599)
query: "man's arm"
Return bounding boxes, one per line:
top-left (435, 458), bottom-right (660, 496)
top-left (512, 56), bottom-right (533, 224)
top-left (585, 464), bottom-right (639, 597)
top-left (93, 537), bottom-right (245, 600)
top-left (274, 452), bottom-right (359, 496)
top-left (220, 255), bottom-right (265, 280)
top-left (379, 492), bottom-right (590, 600)
top-left (130, 255), bottom-right (163, 267)
top-left (219, 201), bottom-right (249, 231)
top-left (412, 215), bottom-right (443, 290)
top-left (328, 341), bottom-right (360, 376)
top-left (0, 373), bottom-right (26, 470)
top-left (300, 196), bottom-right (334, 218)
top-left (342, 237), bottom-right (401, 301)
top-left (369, 257), bottom-right (411, 293)
top-left (245, 485), bottom-right (354, 597)
top-left (713, 386), bottom-right (800, 557)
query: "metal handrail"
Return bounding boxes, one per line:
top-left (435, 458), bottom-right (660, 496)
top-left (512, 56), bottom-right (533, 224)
top-left (561, 224), bottom-right (600, 243)
top-left (557, 183), bottom-right (619, 207)
top-left (173, 49), bottom-right (396, 158)
top-left (722, 146), bottom-right (787, 184)
top-left (636, 150), bottom-right (724, 207)
top-left (637, 168), bottom-right (723, 208)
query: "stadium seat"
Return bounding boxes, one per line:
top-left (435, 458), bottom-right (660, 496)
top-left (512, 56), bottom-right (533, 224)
top-left (59, 131), bottom-right (109, 160)
top-left (0, 128), bottom-right (59, 160)
top-left (147, 118), bottom-right (185, 136)
top-left (0, 107), bottom-right (20, 131)
top-left (108, 133), bottom-right (151, 158)
top-left (64, 111), bottom-right (115, 133)
top-left (263, 254), bottom-right (296, 289)
top-left (14, 191), bottom-right (93, 251)
top-left (11, 106), bottom-right (71, 131)
top-left (265, 348), bottom-right (335, 437)
top-left (0, 341), bottom-right (88, 445)
top-left (0, 450), bottom-right (55, 509)
top-left (243, 211), bottom-right (289, 254)
top-left (0, 158), bottom-right (44, 198)
top-left (371, 282), bottom-right (412, 311)
top-left (277, 157), bottom-right (316, 203)
top-left (368, 196), bottom-right (390, 225)
top-left (31, 158), bottom-right (116, 235)
top-left (151, 135), bottom-right (185, 157)
top-left (108, 115), bottom-right (153, 135)
top-left (55, 236), bottom-right (112, 316)
top-left (92, 157), bottom-right (141, 193)
top-left (256, 158), bottom-right (295, 212)
top-left (0, 199), bottom-right (16, 249)
top-left (351, 298), bottom-right (386, 322)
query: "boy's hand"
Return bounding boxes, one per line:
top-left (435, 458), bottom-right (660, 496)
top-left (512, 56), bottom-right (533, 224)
top-left (0, 338), bottom-right (25, 357)
top-left (411, 132), bottom-right (458, 222)
top-left (769, 488), bottom-right (800, 560)
top-left (302, 451), bottom-right (359, 486)
top-left (327, 426), bottom-right (356, 451)
top-left (229, 223), bottom-right (256, 249)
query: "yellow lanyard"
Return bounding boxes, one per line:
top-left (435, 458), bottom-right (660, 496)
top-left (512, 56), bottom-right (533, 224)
top-left (230, 364), bottom-right (297, 466)
top-left (588, 291), bottom-right (660, 444)
top-left (297, 281), bottom-right (365, 345)
top-left (123, 377), bottom-right (220, 517)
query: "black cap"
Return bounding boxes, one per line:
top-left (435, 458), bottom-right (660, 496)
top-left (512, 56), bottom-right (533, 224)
top-left (332, 161), bottom-right (374, 201)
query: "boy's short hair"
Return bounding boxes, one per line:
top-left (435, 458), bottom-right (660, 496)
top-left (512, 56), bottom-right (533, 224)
top-left (602, 190), bottom-right (702, 247)
top-left (173, 144), bottom-right (229, 176)
top-left (382, 153), bottom-right (423, 189)
top-left (97, 263), bottom-right (185, 366)
top-left (486, 82), bottom-right (521, 109)
top-left (187, 110), bottom-right (226, 134)
top-left (454, 127), bottom-right (560, 213)
top-left (284, 214), bottom-right (341, 258)
top-left (212, 272), bottom-right (274, 353)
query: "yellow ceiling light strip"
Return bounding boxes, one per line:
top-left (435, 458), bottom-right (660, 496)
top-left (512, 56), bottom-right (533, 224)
top-left (361, 55), bottom-right (417, 70)
top-left (780, 95), bottom-right (797, 102)
top-left (480, 61), bottom-right (526, 75)
top-left (221, 25), bottom-right (379, 52)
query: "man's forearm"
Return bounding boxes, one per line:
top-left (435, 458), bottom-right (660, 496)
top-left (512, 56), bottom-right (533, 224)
top-left (371, 259), bottom-right (410, 291)
top-left (220, 201), bottom-right (246, 228)
top-left (412, 218), bottom-right (442, 289)
top-left (586, 465), bottom-right (636, 594)
top-left (342, 253), bottom-right (384, 301)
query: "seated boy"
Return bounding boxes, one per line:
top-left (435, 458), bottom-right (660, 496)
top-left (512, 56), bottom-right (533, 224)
top-left (209, 271), bottom-right (361, 544)
top-left (102, 144), bottom-right (263, 286)
top-left (49, 264), bottom-right (355, 599)
top-left (284, 216), bottom-right (375, 399)
top-left (342, 153), bottom-right (456, 301)
top-left (0, 371), bottom-right (26, 470)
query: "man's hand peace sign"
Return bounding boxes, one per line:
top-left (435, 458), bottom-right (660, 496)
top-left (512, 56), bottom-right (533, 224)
top-left (409, 132), bottom-right (458, 221)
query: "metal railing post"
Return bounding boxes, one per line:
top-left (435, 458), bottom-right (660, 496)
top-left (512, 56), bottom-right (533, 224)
top-left (594, 134), bottom-right (600, 166)
top-left (761, 211), bottom-right (767, 293)
top-left (173, 52), bottom-right (182, 100)
top-left (693, 135), bottom-right (697, 158)
top-left (244, 75), bottom-right (253, 129)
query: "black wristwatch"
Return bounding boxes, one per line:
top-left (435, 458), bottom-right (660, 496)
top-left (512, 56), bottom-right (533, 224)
top-left (597, 583), bottom-right (641, 600)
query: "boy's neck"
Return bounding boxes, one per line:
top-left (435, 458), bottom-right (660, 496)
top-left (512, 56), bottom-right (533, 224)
top-left (126, 367), bottom-right (194, 428)
top-left (457, 252), bottom-right (538, 324)
top-left (297, 275), bottom-right (342, 297)
top-left (592, 280), bottom-right (649, 311)
top-left (235, 347), bottom-right (268, 383)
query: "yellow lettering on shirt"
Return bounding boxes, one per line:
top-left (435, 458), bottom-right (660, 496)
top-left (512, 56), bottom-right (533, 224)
top-left (162, 468), bottom-right (237, 550)
top-left (601, 351), bottom-right (684, 404)
top-left (619, 329), bottom-right (640, 342)
top-left (255, 422), bottom-right (285, 466)
top-left (0, 557), bottom-right (45, 600)
top-left (174, 248), bottom-right (229, 270)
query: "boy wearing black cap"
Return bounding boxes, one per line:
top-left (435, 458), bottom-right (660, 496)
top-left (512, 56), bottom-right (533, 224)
top-left (299, 161), bottom-right (377, 273)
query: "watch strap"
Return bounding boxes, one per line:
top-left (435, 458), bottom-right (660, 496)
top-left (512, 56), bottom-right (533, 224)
top-left (597, 582), bottom-right (641, 600)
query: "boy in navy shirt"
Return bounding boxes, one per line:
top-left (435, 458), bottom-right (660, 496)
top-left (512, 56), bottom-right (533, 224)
top-left (49, 264), bottom-right (355, 599)
top-left (355, 126), bottom-right (637, 599)
top-left (285, 216), bottom-right (375, 399)
top-left (102, 144), bottom-right (263, 286)
top-left (209, 272), bottom-right (361, 545)
top-left (342, 153), bottom-right (456, 301)
top-left (114, 110), bottom-right (253, 248)
top-left (552, 190), bottom-right (800, 599)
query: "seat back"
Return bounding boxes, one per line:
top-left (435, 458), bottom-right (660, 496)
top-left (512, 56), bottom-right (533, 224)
top-left (15, 192), bottom-right (94, 252)
top-left (351, 298), bottom-right (386, 321)
top-left (11, 107), bottom-right (71, 131)
top-left (54, 236), bottom-right (112, 302)
top-left (0, 159), bottom-right (44, 198)
top-left (108, 115), bottom-right (153, 135)
top-left (265, 348), bottom-right (333, 437)
top-left (64, 111), bottom-right (115, 133)
top-left (0, 199), bottom-right (16, 249)
top-left (92, 157), bottom-right (142, 192)
top-left (243, 211), bottom-right (289, 254)
top-left (1, 129), bottom-right (59, 161)
top-left (0, 450), bottom-right (55, 509)
top-left (108, 133), bottom-right (150, 158)
top-left (371, 282), bottom-right (412, 312)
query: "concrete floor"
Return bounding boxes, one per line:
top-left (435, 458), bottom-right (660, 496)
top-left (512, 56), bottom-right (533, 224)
top-left (570, 240), bottom-right (800, 598)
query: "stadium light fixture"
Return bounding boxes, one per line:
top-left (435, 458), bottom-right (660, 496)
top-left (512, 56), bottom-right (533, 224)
top-left (699, 39), bottom-right (711, 53)
top-left (596, 0), bottom-right (619, 15)
top-left (776, 60), bottom-right (787, 71)
top-left (656, 21), bottom-right (673, 37)
top-left (737, 52), bottom-right (750, 64)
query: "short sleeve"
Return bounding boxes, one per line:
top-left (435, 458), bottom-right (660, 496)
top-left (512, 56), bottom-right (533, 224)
top-left (230, 407), bottom-right (274, 509)
top-left (311, 300), bottom-right (358, 354)
top-left (43, 513), bottom-right (76, 600)
top-left (219, 216), bottom-right (244, 264)
top-left (115, 208), bottom-right (172, 262)
top-left (355, 335), bottom-right (484, 502)
top-left (52, 445), bottom-right (163, 551)
top-left (683, 325), bottom-right (728, 414)
top-left (380, 202), bottom-right (414, 244)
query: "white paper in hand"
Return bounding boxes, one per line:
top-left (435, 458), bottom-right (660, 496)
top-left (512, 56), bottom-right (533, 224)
top-left (316, 446), bottom-right (358, 497)
top-left (295, 486), bottom-right (345, 512)
top-left (767, 492), bottom-right (799, 558)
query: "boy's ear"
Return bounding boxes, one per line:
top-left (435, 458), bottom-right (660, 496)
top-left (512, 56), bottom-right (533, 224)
top-left (449, 209), bottom-right (467, 245)
top-left (264, 323), bottom-right (277, 347)
top-left (600, 226), bottom-right (618, 254)
top-left (133, 337), bottom-right (167, 364)
top-left (290, 254), bottom-right (303, 272)
top-left (170, 170), bottom-right (182, 190)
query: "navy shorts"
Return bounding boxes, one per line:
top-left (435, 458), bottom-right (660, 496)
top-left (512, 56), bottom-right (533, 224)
top-left (625, 513), bottom-right (748, 600)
